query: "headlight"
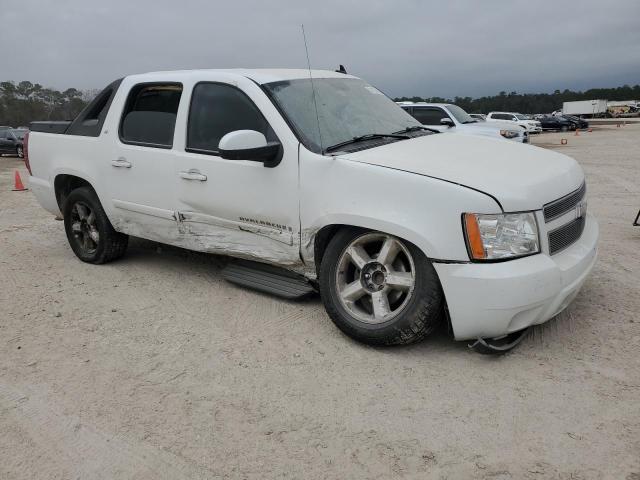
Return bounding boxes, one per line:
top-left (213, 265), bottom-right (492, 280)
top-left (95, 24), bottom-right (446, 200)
top-left (500, 129), bottom-right (519, 139)
top-left (463, 212), bottom-right (540, 261)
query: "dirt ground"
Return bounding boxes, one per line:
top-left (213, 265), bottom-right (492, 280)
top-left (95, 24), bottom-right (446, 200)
top-left (1, 125), bottom-right (639, 480)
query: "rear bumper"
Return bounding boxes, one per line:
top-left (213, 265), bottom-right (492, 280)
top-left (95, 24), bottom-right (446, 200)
top-left (434, 213), bottom-right (598, 340)
top-left (28, 176), bottom-right (60, 216)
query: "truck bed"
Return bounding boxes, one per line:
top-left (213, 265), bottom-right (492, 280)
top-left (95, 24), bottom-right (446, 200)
top-left (30, 121), bottom-right (72, 134)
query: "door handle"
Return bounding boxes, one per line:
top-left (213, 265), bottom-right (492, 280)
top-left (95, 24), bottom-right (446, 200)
top-left (179, 169), bottom-right (207, 181)
top-left (111, 157), bottom-right (132, 168)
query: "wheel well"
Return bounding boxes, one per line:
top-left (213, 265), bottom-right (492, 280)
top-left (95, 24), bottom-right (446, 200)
top-left (54, 175), bottom-right (93, 210)
top-left (313, 225), bottom-right (343, 275)
top-left (313, 224), bottom-right (371, 276)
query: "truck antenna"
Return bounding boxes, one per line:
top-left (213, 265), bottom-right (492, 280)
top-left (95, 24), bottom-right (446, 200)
top-left (301, 24), bottom-right (323, 153)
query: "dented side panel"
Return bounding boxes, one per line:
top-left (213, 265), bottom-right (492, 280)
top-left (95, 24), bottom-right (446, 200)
top-left (169, 75), bottom-right (303, 269)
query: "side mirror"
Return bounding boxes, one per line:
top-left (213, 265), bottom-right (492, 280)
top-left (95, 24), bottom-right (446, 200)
top-left (218, 130), bottom-right (282, 168)
top-left (440, 118), bottom-right (455, 128)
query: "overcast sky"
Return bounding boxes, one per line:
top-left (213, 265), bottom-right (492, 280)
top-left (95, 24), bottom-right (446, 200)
top-left (3, 0), bottom-right (639, 98)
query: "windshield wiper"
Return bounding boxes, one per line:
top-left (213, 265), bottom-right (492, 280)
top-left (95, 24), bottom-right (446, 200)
top-left (394, 125), bottom-right (440, 134)
top-left (462, 120), bottom-right (477, 124)
top-left (324, 133), bottom-right (409, 153)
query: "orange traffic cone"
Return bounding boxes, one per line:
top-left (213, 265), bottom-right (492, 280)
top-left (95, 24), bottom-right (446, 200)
top-left (12, 171), bottom-right (28, 191)
top-left (588, 128), bottom-right (593, 132)
top-left (574, 129), bottom-right (580, 136)
top-left (561, 138), bottom-right (568, 145)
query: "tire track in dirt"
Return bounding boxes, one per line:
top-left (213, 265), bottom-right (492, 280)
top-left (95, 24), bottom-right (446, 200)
top-left (0, 383), bottom-right (218, 480)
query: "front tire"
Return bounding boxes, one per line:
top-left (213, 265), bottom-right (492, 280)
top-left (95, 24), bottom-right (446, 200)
top-left (16, 145), bottom-right (24, 158)
top-left (63, 187), bottom-right (128, 264)
top-left (319, 228), bottom-right (443, 345)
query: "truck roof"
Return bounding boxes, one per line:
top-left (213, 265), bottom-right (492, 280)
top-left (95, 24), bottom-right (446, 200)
top-left (125, 68), bottom-right (357, 85)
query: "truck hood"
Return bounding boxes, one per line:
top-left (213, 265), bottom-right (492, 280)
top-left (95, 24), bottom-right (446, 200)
top-left (339, 133), bottom-right (584, 212)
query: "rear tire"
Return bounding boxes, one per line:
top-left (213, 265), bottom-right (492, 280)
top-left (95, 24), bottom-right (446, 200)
top-left (62, 187), bottom-right (128, 264)
top-left (16, 145), bottom-right (24, 158)
top-left (319, 228), bottom-right (443, 346)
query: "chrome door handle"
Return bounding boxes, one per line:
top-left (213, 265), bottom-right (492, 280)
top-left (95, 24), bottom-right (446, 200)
top-left (179, 169), bottom-right (207, 181)
top-left (111, 157), bottom-right (132, 168)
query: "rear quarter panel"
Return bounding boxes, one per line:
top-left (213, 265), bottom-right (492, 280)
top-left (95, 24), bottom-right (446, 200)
top-left (28, 132), bottom-right (106, 215)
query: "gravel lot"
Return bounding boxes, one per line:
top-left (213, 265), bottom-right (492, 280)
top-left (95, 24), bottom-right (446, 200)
top-left (1, 125), bottom-right (639, 479)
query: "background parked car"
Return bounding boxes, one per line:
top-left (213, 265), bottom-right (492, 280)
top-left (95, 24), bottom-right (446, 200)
top-left (469, 113), bottom-right (486, 121)
top-left (399, 103), bottom-right (528, 143)
top-left (562, 115), bottom-right (589, 129)
top-left (486, 112), bottom-right (542, 133)
top-left (0, 128), bottom-right (27, 157)
top-left (538, 115), bottom-right (573, 131)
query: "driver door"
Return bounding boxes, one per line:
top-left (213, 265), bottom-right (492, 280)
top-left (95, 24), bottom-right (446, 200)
top-left (171, 79), bottom-right (301, 266)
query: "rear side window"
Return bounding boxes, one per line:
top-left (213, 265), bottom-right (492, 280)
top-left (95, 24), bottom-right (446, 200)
top-left (411, 107), bottom-right (449, 126)
top-left (187, 82), bottom-right (275, 155)
top-left (120, 83), bottom-right (183, 148)
top-left (67, 79), bottom-right (122, 137)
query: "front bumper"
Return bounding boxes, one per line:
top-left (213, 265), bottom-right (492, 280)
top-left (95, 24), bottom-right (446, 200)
top-left (434, 213), bottom-right (598, 340)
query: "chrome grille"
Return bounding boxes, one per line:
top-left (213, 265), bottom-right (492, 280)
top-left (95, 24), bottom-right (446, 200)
top-left (548, 215), bottom-right (586, 255)
top-left (543, 183), bottom-right (586, 222)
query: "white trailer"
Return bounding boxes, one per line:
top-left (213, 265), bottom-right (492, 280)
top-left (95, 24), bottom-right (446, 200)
top-left (562, 100), bottom-right (608, 117)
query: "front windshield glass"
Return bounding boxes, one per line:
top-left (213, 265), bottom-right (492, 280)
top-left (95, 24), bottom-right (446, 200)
top-left (515, 114), bottom-right (530, 120)
top-left (12, 129), bottom-right (27, 139)
top-left (447, 104), bottom-right (475, 124)
top-left (263, 78), bottom-right (422, 153)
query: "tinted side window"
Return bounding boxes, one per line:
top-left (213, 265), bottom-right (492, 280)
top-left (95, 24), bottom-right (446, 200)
top-left (120, 83), bottom-right (182, 148)
top-left (187, 82), bottom-right (275, 154)
top-left (67, 79), bottom-right (122, 137)
top-left (411, 107), bottom-right (449, 126)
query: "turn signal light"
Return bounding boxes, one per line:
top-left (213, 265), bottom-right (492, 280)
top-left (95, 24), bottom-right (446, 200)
top-left (464, 213), bottom-right (486, 260)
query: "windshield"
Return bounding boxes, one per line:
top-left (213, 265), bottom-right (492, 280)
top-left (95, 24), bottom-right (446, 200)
top-left (515, 114), bottom-right (531, 120)
top-left (263, 78), bottom-right (422, 153)
top-left (447, 104), bottom-right (476, 124)
top-left (11, 129), bottom-right (27, 139)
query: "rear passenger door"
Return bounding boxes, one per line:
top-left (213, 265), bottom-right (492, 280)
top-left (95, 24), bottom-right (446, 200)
top-left (103, 82), bottom-right (182, 242)
top-left (171, 79), bottom-right (301, 265)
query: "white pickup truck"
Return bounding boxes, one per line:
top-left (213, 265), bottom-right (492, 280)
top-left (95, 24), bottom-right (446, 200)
top-left (397, 102), bottom-right (528, 143)
top-left (25, 69), bottom-right (598, 352)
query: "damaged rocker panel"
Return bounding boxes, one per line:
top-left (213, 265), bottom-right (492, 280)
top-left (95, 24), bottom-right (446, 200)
top-left (177, 211), bottom-right (294, 246)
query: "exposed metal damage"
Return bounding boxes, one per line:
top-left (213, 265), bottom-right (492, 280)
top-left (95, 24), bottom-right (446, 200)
top-left (111, 212), bottom-right (309, 275)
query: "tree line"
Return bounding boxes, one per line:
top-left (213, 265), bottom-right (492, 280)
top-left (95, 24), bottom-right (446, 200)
top-left (0, 81), bottom-right (99, 127)
top-left (394, 84), bottom-right (640, 114)
top-left (2, 80), bottom-right (640, 127)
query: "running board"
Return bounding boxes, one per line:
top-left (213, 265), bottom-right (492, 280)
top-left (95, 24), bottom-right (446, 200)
top-left (468, 328), bottom-right (530, 355)
top-left (221, 260), bottom-right (315, 300)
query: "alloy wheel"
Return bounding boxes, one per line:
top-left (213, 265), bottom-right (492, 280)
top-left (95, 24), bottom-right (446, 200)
top-left (70, 201), bottom-right (100, 254)
top-left (335, 233), bottom-right (415, 324)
